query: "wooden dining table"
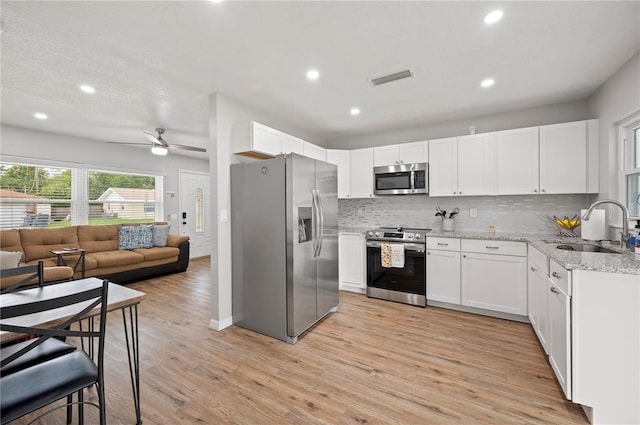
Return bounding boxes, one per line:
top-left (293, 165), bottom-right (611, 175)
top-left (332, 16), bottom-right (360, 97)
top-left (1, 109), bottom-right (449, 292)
top-left (0, 278), bottom-right (146, 425)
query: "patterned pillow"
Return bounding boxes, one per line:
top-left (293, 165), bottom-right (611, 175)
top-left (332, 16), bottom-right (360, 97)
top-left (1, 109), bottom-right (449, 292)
top-left (118, 225), bottom-right (154, 250)
top-left (153, 224), bottom-right (171, 247)
top-left (0, 251), bottom-right (23, 270)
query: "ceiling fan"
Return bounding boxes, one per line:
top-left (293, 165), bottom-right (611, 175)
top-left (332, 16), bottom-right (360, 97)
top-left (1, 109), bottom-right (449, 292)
top-left (109, 128), bottom-right (207, 155)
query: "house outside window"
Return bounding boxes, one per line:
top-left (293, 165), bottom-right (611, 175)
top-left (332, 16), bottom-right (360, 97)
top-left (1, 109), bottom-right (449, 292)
top-left (88, 171), bottom-right (158, 225)
top-left (0, 163), bottom-right (72, 229)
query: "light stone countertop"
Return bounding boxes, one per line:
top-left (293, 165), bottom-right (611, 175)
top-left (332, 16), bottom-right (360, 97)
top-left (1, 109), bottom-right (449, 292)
top-left (426, 230), bottom-right (640, 275)
top-left (337, 227), bottom-right (640, 275)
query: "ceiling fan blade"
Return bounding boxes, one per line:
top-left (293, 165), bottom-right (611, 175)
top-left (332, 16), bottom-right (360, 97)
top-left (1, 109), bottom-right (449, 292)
top-left (107, 141), bottom-right (151, 146)
top-left (144, 131), bottom-right (161, 144)
top-left (168, 144), bottom-right (207, 153)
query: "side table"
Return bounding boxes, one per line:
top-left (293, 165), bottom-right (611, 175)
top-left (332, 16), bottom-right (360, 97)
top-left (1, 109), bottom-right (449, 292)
top-left (50, 248), bottom-right (86, 279)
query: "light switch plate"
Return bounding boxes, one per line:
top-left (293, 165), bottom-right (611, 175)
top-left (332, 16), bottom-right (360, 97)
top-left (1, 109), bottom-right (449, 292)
top-left (469, 207), bottom-right (478, 218)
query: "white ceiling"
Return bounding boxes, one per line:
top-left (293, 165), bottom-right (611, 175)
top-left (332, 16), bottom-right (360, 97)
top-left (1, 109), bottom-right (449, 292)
top-left (1, 1), bottom-right (639, 157)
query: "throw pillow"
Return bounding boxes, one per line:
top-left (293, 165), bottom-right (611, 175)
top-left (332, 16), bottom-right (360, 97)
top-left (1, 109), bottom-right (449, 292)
top-left (119, 225), bottom-right (154, 250)
top-left (152, 224), bottom-right (171, 247)
top-left (0, 251), bottom-right (23, 270)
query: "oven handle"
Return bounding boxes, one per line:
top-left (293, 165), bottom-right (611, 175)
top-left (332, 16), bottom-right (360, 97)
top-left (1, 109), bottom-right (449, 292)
top-left (366, 240), bottom-right (425, 252)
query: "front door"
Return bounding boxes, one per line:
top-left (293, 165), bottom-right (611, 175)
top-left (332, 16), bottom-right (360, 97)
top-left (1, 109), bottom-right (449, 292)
top-left (179, 170), bottom-right (211, 258)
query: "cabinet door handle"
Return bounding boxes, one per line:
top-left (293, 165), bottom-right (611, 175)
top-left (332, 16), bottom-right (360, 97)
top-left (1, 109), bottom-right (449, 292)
top-left (463, 254), bottom-right (466, 258)
top-left (541, 189), bottom-right (546, 193)
top-left (534, 189), bottom-right (538, 193)
top-left (437, 243), bottom-right (448, 246)
top-left (427, 252), bottom-right (431, 255)
top-left (550, 287), bottom-right (560, 294)
top-left (486, 246), bottom-right (499, 249)
top-left (552, 272), bottom-right (562, 279)
top-left (530, 266), bottom-right (536, 272)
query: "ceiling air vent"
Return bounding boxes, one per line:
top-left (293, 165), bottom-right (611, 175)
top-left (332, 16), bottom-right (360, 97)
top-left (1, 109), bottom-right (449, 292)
top-left (369, 69), bottom-right (414, 86)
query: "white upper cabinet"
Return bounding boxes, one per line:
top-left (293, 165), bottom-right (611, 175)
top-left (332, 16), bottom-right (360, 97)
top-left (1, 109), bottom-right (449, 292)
top-left (373, 145), bottom-right (400, 167)
top-left (457, 133), bottom-right (496, 196)
top-left (303, 141), bottom-right (327, 162)
top-left (350, 148), bottom-right (374, 198)
top-left (235, 122), bottom-right (306, 158)
top-left (428, 137), bottom-right (458, 196)
top-left (539, 120), bottom-right (586, 194)
top-left (374, 141), bottom-right (427, 166)
top-left (429, 134), bottom-right (495, 197)
top-left (496, 120), bottom-right (598, 195)
top-left (281, 133), bottom-right (305, 156)
top-left (497, 126), bottom-right (540, 195)
top-left (251, 121), bottom-right (282, 157)
top-left (326, 149), bottom-right (351, 199)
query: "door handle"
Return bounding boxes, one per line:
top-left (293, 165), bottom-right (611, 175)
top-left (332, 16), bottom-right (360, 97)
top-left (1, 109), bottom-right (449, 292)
top-left (317, 191), bottom-right (324, 257)
top-left (311, 190), bottom-right (320, 258)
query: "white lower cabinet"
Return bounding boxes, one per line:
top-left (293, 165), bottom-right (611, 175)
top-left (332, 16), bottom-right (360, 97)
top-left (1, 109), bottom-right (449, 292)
top-left (528, 246), bottom-right (549, 354)
top-left (460, 242), bottom-right (528, 316)
top-left (338, 233), bottom-right (365, 293)
top-left (426, 248), bottom-right (461, 304)
top-left (548, 260), bottom-right (572, 399)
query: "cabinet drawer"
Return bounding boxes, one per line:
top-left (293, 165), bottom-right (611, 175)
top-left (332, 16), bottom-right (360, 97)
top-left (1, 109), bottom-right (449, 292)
top-left (549, 260), bottom-right (571, 296)
top-left (427, 237), bottom-right (460, 251)
top-left (461, 239), bottom-right (527, 256)
top-left (528, 245), bottom-right (549, 275)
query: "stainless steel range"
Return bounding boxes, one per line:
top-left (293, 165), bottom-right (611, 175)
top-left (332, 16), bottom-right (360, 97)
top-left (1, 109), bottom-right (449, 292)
top-left (365, 227), bottom-right (430, 307)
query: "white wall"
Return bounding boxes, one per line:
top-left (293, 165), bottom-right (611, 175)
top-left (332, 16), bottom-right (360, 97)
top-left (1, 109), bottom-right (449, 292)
top-left (587, 50), bottom-right (640, 201)
top-left (326, 99), bottom-right (590, 149)
top-left (0, 124), bottom-right (209, 230)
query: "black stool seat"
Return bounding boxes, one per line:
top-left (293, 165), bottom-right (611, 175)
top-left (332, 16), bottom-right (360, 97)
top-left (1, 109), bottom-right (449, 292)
top-left (1, 338), bottom-right (76, 376)
top-left (0, 351), bottom-right (97, 424)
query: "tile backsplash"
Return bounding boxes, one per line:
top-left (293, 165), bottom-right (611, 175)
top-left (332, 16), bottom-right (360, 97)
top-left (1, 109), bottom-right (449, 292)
top-left (339, 194), bottom-right (591, 234)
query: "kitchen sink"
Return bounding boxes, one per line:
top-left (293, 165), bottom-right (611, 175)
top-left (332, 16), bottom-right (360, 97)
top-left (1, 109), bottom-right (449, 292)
top-left (554, 243), bottom-right (622, 254)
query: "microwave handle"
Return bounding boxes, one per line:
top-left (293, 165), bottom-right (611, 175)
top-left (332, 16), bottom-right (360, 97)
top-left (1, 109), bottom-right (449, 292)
top-left (410, 171), bottom-right (415, 192)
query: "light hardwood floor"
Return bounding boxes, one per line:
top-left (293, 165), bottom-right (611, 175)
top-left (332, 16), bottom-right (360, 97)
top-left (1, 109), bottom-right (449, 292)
top-left (14, 257), bottom-right (589, 424)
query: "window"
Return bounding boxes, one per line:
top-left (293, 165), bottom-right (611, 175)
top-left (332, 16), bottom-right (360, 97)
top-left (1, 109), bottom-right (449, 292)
top-left (195, 188), bottom-right (204, 233)
top-left (621, 115), bottom-right (640, 218)
top-left (88, 171), bottom-right (158, 225)
top-left (0, 162), bottom-right (163, 229)
top-left (0, 163), bottom-right (72, 229)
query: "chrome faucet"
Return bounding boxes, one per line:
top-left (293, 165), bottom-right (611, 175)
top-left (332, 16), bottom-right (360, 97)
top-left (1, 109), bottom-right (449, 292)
top-left (582, 199), bottom-right (630, 248)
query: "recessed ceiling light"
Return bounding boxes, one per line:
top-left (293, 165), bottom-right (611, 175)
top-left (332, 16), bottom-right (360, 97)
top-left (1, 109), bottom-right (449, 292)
top-left (80, 85), bottom-right (95, 94)
top-left (483, 10), bottom-right (503, 24)
top-left (480, 79), bottom-right (495, 88)
top-left (350, 107), bottom-right (360, 116)
top-left (306, 69), bottom-right (320, 81)
top-left (34, 113), bottom-right (48, 120)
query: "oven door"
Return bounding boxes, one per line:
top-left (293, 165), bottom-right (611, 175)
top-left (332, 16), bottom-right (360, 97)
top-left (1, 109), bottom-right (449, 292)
top-left (366, 240), bottom-right (426, 297)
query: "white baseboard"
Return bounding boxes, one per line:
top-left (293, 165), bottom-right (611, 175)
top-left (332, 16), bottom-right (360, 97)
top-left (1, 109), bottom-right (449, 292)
top-left (209, 316), bottom-right (233, 331)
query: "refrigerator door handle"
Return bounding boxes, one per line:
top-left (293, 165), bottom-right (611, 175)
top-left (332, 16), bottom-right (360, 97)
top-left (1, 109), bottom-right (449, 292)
top-left (317, 190), bottom-right (324, 256)
top-left (311, 189), bottom-right (319, 259)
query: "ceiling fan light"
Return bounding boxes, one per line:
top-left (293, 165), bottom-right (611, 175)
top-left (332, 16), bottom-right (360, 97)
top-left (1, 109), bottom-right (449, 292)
top-left (151, 145), bottom-right (168, 156)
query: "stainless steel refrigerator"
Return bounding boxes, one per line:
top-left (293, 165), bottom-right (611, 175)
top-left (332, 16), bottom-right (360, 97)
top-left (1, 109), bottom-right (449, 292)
top-left (231, 153), bottom-right (339, 343)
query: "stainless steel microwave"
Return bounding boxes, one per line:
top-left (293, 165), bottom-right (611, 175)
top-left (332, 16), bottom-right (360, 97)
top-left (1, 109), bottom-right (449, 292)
top-left (373, 163), bottom-right (428, 195)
